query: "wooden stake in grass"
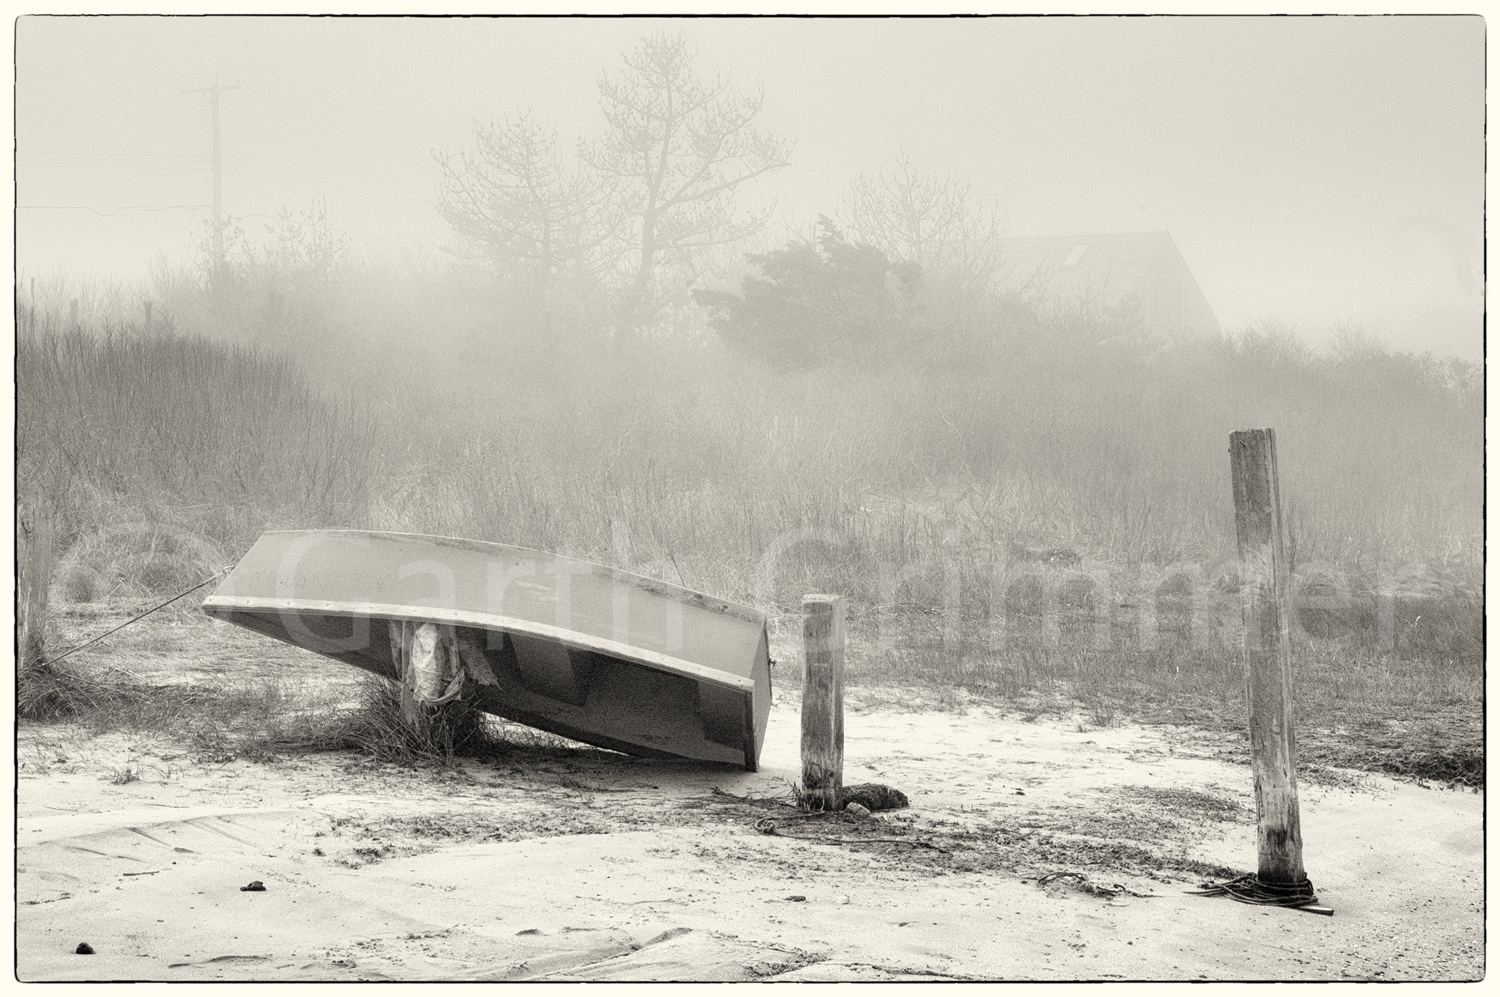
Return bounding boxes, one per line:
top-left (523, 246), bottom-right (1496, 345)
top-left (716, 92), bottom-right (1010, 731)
top-left (800, 594), bottom-right (845, 811)
top-left (17, 500), bottom-right (53, 676)
top-left (1228, 429), bottom-right (1307, 885)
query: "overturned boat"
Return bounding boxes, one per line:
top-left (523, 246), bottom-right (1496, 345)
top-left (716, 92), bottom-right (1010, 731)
top-left (201, 530), bottom-right (772, 770)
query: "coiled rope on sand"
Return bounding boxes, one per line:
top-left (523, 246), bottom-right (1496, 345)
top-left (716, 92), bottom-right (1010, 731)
top-left (1187, 872), bottom-right (1320, 908)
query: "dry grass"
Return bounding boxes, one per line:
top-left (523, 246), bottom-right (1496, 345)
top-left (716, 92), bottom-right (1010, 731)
top-left (289, 675), bottom-right (500, 764)
top-left (14, 652), bottom-right (507, 768)
top-left (17, 325), bottom-right (375, 596)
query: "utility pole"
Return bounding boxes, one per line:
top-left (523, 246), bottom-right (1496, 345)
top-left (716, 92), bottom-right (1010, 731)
top-left (183, 76), bottom-right (241, 281)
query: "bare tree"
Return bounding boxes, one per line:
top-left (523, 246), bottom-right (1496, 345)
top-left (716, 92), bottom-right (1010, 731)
top-left (583, 31), bottom-right (790, 334)
top-left (265, 197), bottom-right (349, 287)
top-left (435, 112), bottom-right (611, 316)
top-left (838, 151), bottom-right (1003, 299)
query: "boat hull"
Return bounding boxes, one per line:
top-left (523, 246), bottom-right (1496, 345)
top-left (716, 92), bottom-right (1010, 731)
top-left (201, 530), bottom-right (772, 770)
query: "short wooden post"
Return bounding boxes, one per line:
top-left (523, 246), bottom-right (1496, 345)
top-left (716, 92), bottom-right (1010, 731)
top-left (387, 619), bottom-right (470, 753)
top-left (800, 594), bottom-right (845, 810)
top-left (388, 619), bottom-right (423, 734)
top-left (1229, 429), bottom-right (1306, 885)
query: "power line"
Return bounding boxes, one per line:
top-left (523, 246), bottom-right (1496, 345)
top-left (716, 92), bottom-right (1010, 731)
top-left (18, 204), bottom-right (209, 215)
top-left (223, 157), bottom-right (432, 210)
top-left (21, 64), bottom-right (474, 140)
top-left (18, 151), bottom-right (433, 214)
top-left (20, 66), bottom-right (198, 86)
top-left (246, 77), bottom-right (473, 140)
top-left (223, 169), bottom-right (434, 215)
top-left (237, 210), bottom-right (434, 250)
top-left (17, 151), bottom-right (432, 211)
top-left (340, 229), bottom-right (435, 249)
top-left (20, 150), bottom-right (209, 160)
top-left (21, 203), bottom-right (435, 255)
top-left (17, 163), bottom-right (208, 172)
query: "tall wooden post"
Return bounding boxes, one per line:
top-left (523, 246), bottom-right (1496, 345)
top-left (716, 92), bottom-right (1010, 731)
top-left (800, 594), bottom-right (845, 811)
top-left (1229, 429), bottom-right (1306, 884)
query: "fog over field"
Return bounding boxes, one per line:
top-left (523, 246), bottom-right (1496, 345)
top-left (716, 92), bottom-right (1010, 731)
top-left (14, 18), bottom-right (1486, 982)
top-left (16, 14), bottom-right (1484, 654)
top-left (16, 15), bottom-right (1483, 359)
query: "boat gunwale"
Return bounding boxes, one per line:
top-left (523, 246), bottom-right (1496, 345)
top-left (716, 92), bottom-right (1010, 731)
top-left (202, 594), bottom-right (757, 694)
top-left (248, 529), bottom-right (768, 627)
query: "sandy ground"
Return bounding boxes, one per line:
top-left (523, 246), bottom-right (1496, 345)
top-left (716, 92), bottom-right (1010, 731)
top-left (16, 678), bottom-right (1484, 982)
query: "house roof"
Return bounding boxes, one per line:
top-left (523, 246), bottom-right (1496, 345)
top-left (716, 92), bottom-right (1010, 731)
top-left (997, 230), bottom-right (1184, 302)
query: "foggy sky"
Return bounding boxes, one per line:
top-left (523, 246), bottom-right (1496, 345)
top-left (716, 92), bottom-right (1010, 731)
top-left (14, 15), bottom-right (1484, 358)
